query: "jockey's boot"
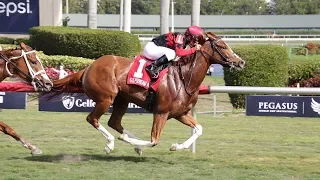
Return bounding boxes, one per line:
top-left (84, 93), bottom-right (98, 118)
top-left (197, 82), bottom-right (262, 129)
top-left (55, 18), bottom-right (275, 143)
top-left (146, 54), bottom-right (169, 78)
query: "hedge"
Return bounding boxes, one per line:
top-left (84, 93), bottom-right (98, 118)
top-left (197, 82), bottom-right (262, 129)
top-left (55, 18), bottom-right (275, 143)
top-left (38, 52), bottom-right (93, 70)
top-left (29, 26), bottom-right (141, 59)
top-left (224, 45), bottom-right (288, 109)
top-left (288, 59), bottom-right (320, 85)
top-left (0, 37), bottom-right (14, 44)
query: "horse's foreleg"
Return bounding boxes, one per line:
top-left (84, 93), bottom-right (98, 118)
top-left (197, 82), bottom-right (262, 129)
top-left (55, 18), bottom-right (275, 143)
top-left (170, 112), bottom-right (203, 151)
top-left (87, 100), bottom-right (115, 154)
top-left (0, 121), bottom-right (42, 155)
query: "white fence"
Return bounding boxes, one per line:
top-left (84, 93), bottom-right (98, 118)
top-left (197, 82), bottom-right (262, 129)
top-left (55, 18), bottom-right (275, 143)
top-left (138, 34), bottom-right (320, 46)
top-left (136, 34), bottom-right (320, 39)
top-left (190, 85), bottom-right (320, 153)
top-left (208, 86), bottom-right (320, 95)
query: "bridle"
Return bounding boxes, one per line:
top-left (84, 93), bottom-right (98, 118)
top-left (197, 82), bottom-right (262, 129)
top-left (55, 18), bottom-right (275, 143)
top-left (200, 38), bottom-right (237, 66)
top-left (0, 49), bottom-right (48, 91)
top-left (181, 38), bottom-right (237, 96)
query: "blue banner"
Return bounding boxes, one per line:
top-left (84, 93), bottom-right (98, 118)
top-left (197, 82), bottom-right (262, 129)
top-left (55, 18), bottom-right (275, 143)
top-left (246, 96), bottom-right (320, 117)
top-left (0, 92), bottom-right (26, 109)
top-left (0, 0), bottom-right (39, 33)
top-left (38, 93), bottom-right (149, 113)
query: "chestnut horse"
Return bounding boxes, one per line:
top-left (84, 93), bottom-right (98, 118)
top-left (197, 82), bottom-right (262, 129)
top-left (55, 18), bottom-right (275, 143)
top-left (0, 42), bottom-right (53, 155)
top-left (52, 32), bottom-right (245, 155)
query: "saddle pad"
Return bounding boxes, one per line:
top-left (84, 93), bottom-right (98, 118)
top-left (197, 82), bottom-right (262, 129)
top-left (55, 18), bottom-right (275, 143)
top-left (127, 55), bottom-right (168, 91)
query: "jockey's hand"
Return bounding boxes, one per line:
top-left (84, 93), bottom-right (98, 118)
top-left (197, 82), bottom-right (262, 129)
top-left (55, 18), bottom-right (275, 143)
top-left (195, 44), bottom-right (202, 51)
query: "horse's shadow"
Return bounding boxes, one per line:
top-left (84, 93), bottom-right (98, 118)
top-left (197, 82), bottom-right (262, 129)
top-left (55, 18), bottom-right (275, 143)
top-left (20, 153), bottom-right (162, 163)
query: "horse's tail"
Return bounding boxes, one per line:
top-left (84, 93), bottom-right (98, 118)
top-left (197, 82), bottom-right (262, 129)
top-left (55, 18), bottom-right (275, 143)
top-left (53, 68), bottom-right (86, 91)
top-left (45, 68), bottom-right (86, 99)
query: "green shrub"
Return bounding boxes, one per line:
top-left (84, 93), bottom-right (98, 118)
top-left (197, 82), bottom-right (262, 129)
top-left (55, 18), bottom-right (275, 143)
top-left (0, 37), bottom-right (30, 45)
top-left (0, 44), bottom-right (16, 49)
top-left (224, 45), bottom-right (288, 109)
top-left (0, 37), bottom-right (14, 44)
top-left (14, 38), bottom-right (30, 45)
top-left (29, 26), bottom-right (141, 59)
top-left (0, 44), bottom-right (92, 70)
top-left (288, 59), bottom-right (320, 85)
top-left (37, 51), bottom-right (93, 70)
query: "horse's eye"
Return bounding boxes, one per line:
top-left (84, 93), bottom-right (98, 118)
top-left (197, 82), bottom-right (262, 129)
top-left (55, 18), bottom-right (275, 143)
top-left (31, 61), bottom-right (37, 65)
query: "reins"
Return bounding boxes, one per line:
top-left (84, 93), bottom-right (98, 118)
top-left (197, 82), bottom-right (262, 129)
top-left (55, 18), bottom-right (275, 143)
top-left (180, 51), bottom-right (199, 96)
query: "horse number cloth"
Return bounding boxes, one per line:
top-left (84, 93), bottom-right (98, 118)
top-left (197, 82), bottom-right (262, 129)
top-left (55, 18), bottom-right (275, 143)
top-left (127, 55), bottom-right (168, 91)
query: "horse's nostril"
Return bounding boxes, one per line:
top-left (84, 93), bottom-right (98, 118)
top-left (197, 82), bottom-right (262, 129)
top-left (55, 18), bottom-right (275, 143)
top-left (240, 60), bottom-right (245, 66)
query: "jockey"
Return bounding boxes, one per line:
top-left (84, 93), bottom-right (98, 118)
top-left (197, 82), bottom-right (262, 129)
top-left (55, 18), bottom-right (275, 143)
top-left (143, 25), bottom-right (204, 78)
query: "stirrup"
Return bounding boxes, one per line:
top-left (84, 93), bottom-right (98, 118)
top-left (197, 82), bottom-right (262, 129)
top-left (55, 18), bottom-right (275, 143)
top-left (146, 65), bottom-right (158, 78)
top-left (147, 70), bottom-right (159, 79)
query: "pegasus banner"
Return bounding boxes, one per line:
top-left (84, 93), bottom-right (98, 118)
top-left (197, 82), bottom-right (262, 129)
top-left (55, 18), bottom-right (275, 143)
top-left (246, 95), bottom-right (320, 117)
top-left (0, 0), bottom-right (39, 33)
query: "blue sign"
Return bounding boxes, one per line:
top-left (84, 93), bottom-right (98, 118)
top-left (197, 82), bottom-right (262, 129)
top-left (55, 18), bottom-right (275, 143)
top-left (0, 0), bottom-right (39, 33)
top-left (0, 92), bottom-right (26, 109)
top-left (38, 93), bottom-right (149, 113)
top-left (246, 95), bottom-right (320, 117)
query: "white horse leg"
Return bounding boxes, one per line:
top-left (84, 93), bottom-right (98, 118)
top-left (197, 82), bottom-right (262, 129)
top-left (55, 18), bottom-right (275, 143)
top-left (118, 133), bottom-right (154, 147)
top-left (170, 124), bottom-right (203, 151)
top-left (97, 123), bottom-right (115, 153)
top-left (122, 129), bottom-right (143, 155)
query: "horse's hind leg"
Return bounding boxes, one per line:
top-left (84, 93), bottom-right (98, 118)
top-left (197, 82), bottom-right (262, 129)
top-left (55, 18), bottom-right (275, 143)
top-left (0, 121), bottom-right (42, 155)
top-left (170, 112), bottom-right (202, 151)
top-left (87, 99), bottom-right (115, 154)
top-left (107, 95), bottom-right (143, 155)
top-left (119, 113), bottom-right (168, 149)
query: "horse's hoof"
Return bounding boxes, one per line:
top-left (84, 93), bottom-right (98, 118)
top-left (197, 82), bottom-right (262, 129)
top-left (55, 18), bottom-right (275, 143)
top-left (134, 147), bottom-right (143, 156)
top-left (118, 133), bottom-right (128, 141)
top-left (170, 143), bottom-right (179, 151)
top-left (31, 148), bottom-right (43, 156)
top-left (104, 141), bottom-right (114, 154)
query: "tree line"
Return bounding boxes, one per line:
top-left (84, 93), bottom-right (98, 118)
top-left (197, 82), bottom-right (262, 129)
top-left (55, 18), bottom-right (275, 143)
top-left (64, 0), bottom-right (320, 15)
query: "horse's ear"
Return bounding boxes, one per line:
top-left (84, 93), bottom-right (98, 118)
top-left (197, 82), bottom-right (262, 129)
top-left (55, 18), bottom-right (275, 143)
top-left (198, 34), bottom-right (206, 45)
top-left (20, 42), bottom-right (27, 49)
top-left (19, 42), bottom-right (32, 51)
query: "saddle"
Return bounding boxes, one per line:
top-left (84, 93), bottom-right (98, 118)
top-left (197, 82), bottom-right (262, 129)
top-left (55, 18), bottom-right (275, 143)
top-left (126, 55), bottom-right (171, 111)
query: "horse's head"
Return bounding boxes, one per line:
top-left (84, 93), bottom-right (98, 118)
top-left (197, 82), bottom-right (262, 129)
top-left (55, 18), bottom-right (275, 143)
top-left (0, 42), bottom-right (53, 91)
top-left (200, 32), bottom-right (245, 70)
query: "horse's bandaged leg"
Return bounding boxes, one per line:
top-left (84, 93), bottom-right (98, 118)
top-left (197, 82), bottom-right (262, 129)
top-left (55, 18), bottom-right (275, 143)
top-left (123, 129), bottom-right (138, 139)
top-left (182, 124), bottom-right (202, 148)
top-left (123, 129), bottom-right (143, 155)
top-left (119, 133), bottom-right (154, 147)
top-left (97, 123), bottom-right (115, 153)
top-left (171, 124), bottom-right (202, 151)
top-left (97, 123), bottom-right (115, 142)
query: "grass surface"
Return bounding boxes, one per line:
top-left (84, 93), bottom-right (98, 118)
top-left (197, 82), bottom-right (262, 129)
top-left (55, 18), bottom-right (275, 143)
top-left (0, 102), bottom-right (319, 180)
